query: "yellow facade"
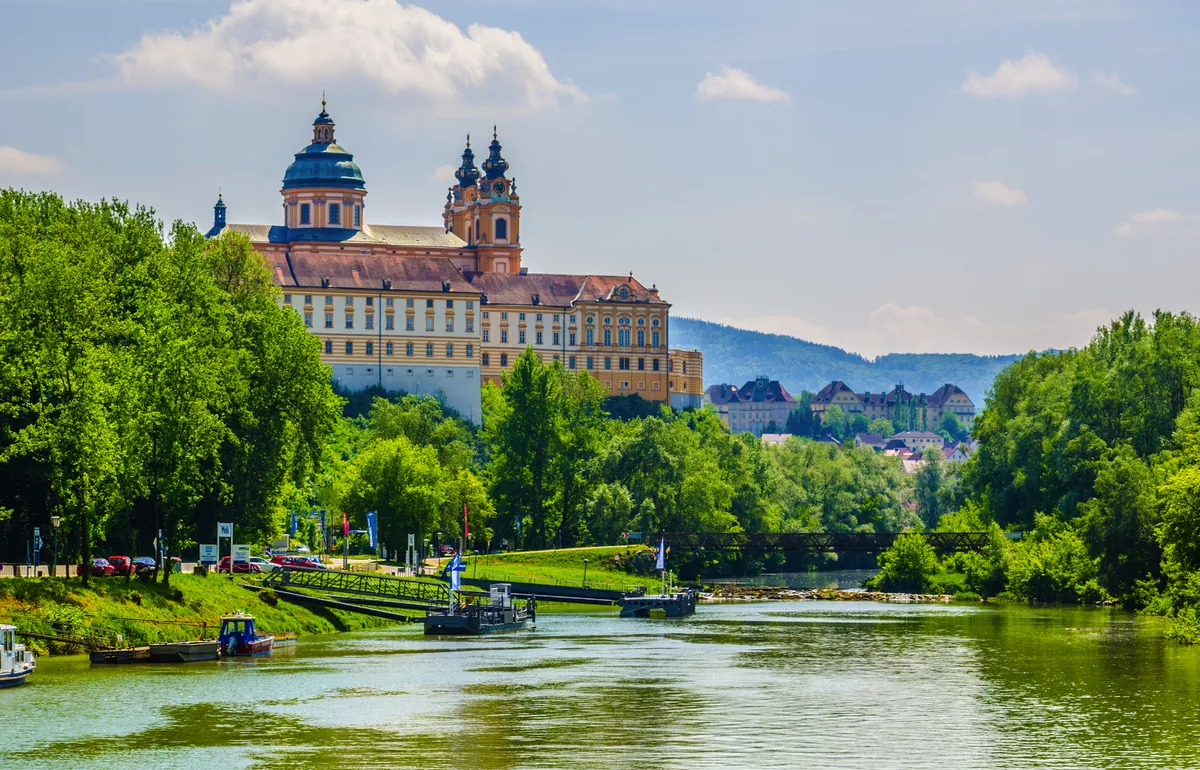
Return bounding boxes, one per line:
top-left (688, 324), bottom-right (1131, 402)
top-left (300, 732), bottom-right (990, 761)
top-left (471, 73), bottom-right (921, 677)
top-left (210, 103), bottom-right (701, 417)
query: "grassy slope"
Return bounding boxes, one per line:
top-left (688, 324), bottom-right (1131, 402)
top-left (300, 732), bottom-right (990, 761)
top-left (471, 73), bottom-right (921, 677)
top-left (0, 574), bottom-right (395, 655)
top-left (442, 545), bottom-right (664, 592)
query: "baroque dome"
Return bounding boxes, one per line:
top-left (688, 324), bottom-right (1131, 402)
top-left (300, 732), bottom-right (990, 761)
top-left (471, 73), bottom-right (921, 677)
top-left (281, 103), bottom-right (366, 191)
top-left (282, 143), bottom-right (366, 190)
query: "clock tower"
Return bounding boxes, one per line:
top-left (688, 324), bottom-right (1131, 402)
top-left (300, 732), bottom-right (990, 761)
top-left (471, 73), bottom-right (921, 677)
top-left (472, 128), bottom-right (522, 273)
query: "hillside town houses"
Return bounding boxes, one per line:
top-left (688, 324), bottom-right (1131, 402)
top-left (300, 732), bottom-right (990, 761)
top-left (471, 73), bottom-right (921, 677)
top-left (809, 381), bottom-right (975, 430)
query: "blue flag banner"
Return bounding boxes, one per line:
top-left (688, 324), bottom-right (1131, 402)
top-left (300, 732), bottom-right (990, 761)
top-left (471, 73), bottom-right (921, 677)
top-left (365, 511), bottom-right (378, 548)
top-left (656, 537), bottom-right (665, 571)
top-left (515, 514), bottom-right (522, 534)
top-left (443, 553), bottom-right (465, 591)
top-left (290, 511), bottom-right (298, 537)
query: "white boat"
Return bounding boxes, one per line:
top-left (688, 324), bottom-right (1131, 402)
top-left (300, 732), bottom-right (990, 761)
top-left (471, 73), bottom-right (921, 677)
top-left (0, 624), bottom-right (35, 688)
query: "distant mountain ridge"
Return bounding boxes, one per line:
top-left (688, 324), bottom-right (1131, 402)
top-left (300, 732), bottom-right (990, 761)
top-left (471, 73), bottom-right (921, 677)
top-left (671, 317), bottom-right (1021, 404)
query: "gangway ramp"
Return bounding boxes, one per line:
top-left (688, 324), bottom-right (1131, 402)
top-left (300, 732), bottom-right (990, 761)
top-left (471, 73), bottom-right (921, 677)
top-left (264, 567), bottom-right (451, 611)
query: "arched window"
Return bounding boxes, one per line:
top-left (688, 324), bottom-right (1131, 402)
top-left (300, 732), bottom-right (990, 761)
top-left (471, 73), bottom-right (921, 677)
top-left (604, 329), bottom-right (612, 346)
top-left (618, 329), bottom-right (630, 346)
top-left (586, 328), bottom-right (594, 345)
top-left (495, 218), bottom-right (507, 239)
top-left (475, 220), bottom-right (481, 242)
top-left (652, 330), bottom-right (660, 347)
top-left (637, 330), bottom-right (645, 347)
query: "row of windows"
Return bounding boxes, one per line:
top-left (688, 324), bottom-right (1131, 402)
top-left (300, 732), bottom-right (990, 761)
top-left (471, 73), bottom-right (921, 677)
top-left (286, 295), bottom-right (476, 311)
top-left (478, 353), bottom-right (661, 373)
top-left (324, 340), bottom-right (475, 358)
top-left (476, 311), bottom-right (661, 329)
top-left (298, 202), bottom-right (361, 228)
top-left (312, 313), bottom-right (475, 332)
top-left (342, 366), bottom-right (473, 380)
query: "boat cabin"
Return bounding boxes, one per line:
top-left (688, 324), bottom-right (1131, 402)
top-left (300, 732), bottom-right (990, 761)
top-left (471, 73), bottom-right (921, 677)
top-left (219, 613), bottom-right (259, 649)
top-left (1, 624), bottom-right (35, 688)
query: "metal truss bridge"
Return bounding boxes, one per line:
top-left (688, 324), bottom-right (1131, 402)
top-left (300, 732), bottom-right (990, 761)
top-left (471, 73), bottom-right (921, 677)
top-left (652, 531), bottom-right (991, 555)
top-left (264, 567), bottom-right (452, 611)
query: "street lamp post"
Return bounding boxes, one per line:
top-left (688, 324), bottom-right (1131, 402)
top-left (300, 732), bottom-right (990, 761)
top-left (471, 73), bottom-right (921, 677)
top-left (582, 558), bottom-right (589, 588)
top-left (51, 515), bottom-right (61, 578)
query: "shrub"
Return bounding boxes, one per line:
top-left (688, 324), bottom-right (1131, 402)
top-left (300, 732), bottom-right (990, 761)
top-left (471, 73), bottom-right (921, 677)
top-left (1166, 606), bottom-right (1200, 644)
top-left (867, 534), bottom-right (939, 593)
top-left (953, 591), bottom-right (982, 602)
top-left (1007, 515), bottom-right (1101, 603)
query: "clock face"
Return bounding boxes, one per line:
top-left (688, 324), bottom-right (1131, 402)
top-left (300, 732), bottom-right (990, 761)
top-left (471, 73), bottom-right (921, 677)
top-left (492, 181), bottom-right (505, 195)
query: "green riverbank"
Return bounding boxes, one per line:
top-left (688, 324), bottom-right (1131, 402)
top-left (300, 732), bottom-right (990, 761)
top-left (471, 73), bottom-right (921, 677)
top-left (444, 545), bottom-right (664, 591)
top-left (0, 574), bottom-right (398, 655)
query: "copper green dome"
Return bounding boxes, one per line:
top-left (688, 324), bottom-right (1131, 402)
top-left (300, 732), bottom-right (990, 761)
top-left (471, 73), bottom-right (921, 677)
top-left (282, 104), bottom-right (366, 191)
top-left (282, 143), bottom-right (366, 190)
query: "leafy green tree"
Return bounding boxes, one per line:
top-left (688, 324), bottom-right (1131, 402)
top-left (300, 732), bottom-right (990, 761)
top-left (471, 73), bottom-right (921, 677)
top-left (939, 412), bottom-right (967, 442)
top-left (483, 350), bottom-right (564, 548)
top-left (849, 414), bottom-right (869, 436)
top-left (820, 405), bottom-right (848, 440)
top-left (784, 392), bottom-right (815, 437)
top-left (340, 436), bottom-right (445, 558)
top-left (1077, 444), bottom-right (1159, 603)
top-left (764, 419), bottom-right (780, 434)
top-left (868, 418), bottom-right (895, 437)
top-left (913, 447), bottom-right (945, 529)
top-left (586, 482), bottom-right (635, 545)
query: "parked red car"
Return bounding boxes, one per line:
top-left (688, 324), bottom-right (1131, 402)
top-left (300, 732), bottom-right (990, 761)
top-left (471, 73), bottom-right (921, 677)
top-left (77, 558), bottom-right (115, 577)
top-left (217, 556), bottom-right (261, 574)
top-left (108, 555), bottom-right (133, 576)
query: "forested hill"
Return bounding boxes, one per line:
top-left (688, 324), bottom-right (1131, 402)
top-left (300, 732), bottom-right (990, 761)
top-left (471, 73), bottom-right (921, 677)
top-left (671, 318), bottom-right (1022, 401)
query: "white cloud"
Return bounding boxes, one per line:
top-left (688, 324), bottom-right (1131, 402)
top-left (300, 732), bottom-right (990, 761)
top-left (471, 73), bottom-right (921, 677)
top-left (1090, 71), bottom-right (1136, 95)
top-left (0, 146), bottom-right (61, 175)
top-left (972, 180), bottom-right (1027, 207)
top-left (1114, 208), bottom-right (1183, 236)
top-left (710, 304), bottom-right (1115, 359)
top-left (431, 164), bottom-right (457, 184)
top-left (961, 51), bottom-right (1077, 97)
top-left (696, 66), bottom-right (789, 103)
top-left (108, 0), bottom-right (583, 109)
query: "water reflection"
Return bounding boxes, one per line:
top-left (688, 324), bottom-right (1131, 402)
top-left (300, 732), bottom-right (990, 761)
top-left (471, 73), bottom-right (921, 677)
top-left (9, 592), bottom-right (1200, 769)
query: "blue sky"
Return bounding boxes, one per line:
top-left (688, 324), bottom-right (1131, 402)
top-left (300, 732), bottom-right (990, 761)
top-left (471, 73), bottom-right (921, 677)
top-left (2, 0), bottom-right (1198, 356)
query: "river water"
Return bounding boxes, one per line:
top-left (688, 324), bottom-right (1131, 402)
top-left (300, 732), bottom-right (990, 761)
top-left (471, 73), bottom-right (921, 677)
top-left (8, 595), bottom-right (1200, 769)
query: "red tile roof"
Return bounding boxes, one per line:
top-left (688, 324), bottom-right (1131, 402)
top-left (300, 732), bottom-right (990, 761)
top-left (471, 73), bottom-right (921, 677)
top-left (461, 272), bottom-right (667, 307)
top-left (270, 252), bottom-right (476, 293)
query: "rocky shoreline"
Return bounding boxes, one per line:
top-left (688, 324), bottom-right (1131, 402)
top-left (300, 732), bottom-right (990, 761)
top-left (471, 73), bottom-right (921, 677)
top-left (699, 586), bottom-right (955, 604)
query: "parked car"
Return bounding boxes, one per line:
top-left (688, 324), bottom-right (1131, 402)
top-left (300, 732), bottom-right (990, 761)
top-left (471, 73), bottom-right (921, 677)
top-left (77, 558), bottom-right (115, 577)
top-left (439, 544), bottom-right (456, 557)
top-left (269, 555), bottom-right (327, 570)
top-left (217, 556), bottom-right (261, 574)
top-left (249, 557), bottom-right (271, 570)
top-left (108, 555), bottom-right (133, 576)
top-left (294, 544), bottom-right (311, 554)
top-left (132, 556), bottom-right (157, 573)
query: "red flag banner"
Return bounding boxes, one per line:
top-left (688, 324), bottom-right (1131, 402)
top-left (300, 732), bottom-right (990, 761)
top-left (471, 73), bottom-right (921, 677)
top-left (342, 511), bottom-right (349, 537)
top-left (463, 503), bottom-right (470, 540)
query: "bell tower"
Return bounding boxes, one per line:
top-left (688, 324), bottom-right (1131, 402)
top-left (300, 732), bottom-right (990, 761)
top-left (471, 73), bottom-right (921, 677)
top-left (443, 135), bottom-right (480, 247)
top-left (472, 127), bottom-right (522, 274)
top-left (206, 192), bottom-right (227, 237)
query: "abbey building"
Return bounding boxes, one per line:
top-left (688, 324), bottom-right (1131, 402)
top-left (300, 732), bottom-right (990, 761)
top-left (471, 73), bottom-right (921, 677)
top-left (205, 102), bottom-right (702, 422)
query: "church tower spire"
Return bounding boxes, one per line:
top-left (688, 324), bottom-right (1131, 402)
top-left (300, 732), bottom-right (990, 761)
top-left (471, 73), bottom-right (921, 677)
top-left (481, 125), bottom-right (509, 180)
top-left (207, 192), bottom-right (227, 237)
top-left (454, 135), bottom-right (481, 189)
